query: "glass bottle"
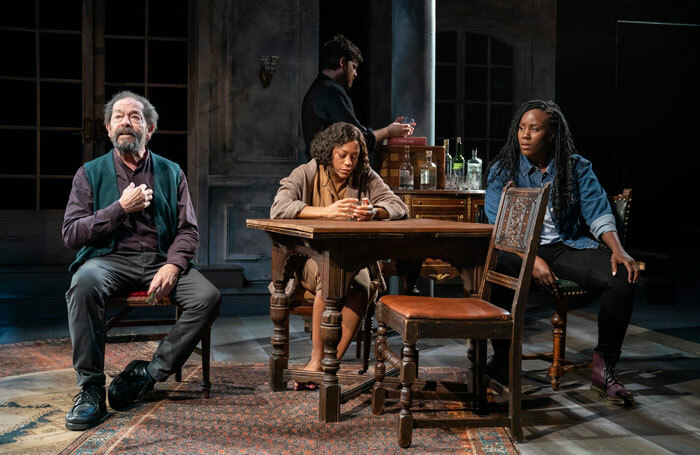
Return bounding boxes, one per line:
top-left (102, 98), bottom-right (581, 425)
top-left (420, 150), bottom-right (437, 190)
top-left (399, 146), bottom-right (414, 190)
top-left (443, 138), bottom-right (452, 177)
top-left (467, 148), bottom-right (482, 190)
top-left (452, 137), bottom-right (465, 181)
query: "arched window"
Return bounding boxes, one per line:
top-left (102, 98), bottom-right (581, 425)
top-left (435, 28), bottom-right (521, 166)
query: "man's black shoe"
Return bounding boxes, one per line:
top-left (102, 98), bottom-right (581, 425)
top-left (108, 360), bottom-right (156, 410)
top-left (65, 384), bottom-right (108, 431)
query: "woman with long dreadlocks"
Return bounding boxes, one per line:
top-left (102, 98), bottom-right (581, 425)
top-left (484, 99), bottom-right (639, 405)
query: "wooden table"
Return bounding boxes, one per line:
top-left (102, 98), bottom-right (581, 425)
top-left (246, 218), bottom-right (493, 422)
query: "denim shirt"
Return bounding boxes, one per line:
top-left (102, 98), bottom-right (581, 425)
top-left (485, 153), bottom-right (616, 250)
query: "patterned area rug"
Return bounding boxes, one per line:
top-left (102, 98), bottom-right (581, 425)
top-left (0, 338), bottom-right (168, 379)
top-left (60, 363), bottom-right (519, 454)
top-left (0, 339), bottom-right (162, 455)
top-left (0, 340), bottom-right (519, 454)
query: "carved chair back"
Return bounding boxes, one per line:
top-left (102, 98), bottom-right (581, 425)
top-left (478, 181), bottom-right (551, 323)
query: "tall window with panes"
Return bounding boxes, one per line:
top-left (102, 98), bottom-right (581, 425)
top-left (435, 30), bottom-right (516, 170)
top-left (0, 0), bottom-right (190, 211)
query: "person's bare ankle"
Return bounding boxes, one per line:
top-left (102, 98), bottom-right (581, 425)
top-left (302, 360), bottom-right (322, 372)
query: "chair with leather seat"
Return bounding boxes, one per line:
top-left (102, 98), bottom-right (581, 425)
top-left (105, 291), bottom-right (211, 398)
top-left (371, 181), bottom-right (550, 446)
top-left (522, 188), bottom-right (641, 390)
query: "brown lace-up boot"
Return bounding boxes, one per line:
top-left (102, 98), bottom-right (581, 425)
top-left (590, 350), bottom-right (634, 405)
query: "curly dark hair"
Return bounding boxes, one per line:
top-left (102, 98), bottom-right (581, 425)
top-left (487, 99), bottom-right (578, 227)
top-left (310, 122), bottom-right (370, 180)
top-left (321, 34), bottom-right (363, 70)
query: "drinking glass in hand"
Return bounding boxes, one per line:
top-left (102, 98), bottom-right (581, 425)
top-left (347, 199), bottom-right (359, 221)
top-left (354, 197), bottom-right (375, 221)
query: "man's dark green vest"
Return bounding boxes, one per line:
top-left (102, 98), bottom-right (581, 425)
top-left (69, 150), bottom-right (181, 273)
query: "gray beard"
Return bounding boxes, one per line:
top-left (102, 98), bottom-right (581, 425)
top-left (111, 132), bottom-right (145, 156)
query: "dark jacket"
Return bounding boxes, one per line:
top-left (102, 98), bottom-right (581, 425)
top-left (301, 74), bottom-right (376, 160)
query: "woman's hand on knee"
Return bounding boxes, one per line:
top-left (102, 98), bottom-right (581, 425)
top-left (610, 250), bottom-right (639, 284)
top-left (532, 256), bottom-right (558, 293)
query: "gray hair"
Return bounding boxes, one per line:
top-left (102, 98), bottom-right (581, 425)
top-left (103, 91), bottom-right (159, 132)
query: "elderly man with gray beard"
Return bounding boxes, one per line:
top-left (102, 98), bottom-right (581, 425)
top-left (61, 91), bottom-right (220, 430)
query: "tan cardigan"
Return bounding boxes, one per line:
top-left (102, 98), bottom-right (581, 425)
top-left (269, 160), bottom-right (408, 297)
top-left (270, 159), bottom-right (408, 220)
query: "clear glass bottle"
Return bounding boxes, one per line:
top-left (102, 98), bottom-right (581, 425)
top-left (467, 147), bottom-right (482, 190)
top-left (452, 137), bottom-right (465, 181)
top-left (443, 138), bottom-right (452, 177)
top-left (420, 150), bottom-right (437, 190)
top-left (399, 146), bottom-right (414, 190)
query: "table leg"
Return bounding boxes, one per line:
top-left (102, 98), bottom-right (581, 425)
top-left (320, 293), bottom-right (342, 422)
top-left (269, 281), bottom-right (289, 392)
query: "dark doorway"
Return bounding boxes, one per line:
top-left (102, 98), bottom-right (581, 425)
top-left (615, 21), bottom-right (699, 251)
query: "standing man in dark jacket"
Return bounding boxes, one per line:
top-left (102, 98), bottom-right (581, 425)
top-left (302, 34), bottom-right (414, 161)
top-left (62, 91), bottom-right (220, 430)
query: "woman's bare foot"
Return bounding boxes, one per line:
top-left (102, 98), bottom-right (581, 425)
top-left (301, 359), bottom-right (322, 372)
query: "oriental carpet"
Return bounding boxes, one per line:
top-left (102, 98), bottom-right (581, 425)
top-left (0, 339), bottom-right (519, 455)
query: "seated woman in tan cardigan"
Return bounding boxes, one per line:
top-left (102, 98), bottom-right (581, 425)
top-left (271, 122), bottom-right (408, 389)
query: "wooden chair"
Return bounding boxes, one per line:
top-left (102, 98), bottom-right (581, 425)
top-left (289, 285), bottom-right (376, 373)
top-left (523, 188), bottom-right (641, 390)
top-left (105, 291), bottom-right (211, 398)
top-left (371, 182), bottom-right (550, 446)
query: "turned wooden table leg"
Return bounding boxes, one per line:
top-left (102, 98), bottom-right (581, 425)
top-left (269, 280), bottom-right (290, 391)
top-left (320, 294), bottom-right (342, 422)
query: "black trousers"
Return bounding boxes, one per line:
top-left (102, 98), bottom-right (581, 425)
top-left (492, 242), bottom-right (635, 354)
top-left (65, 252), bottom-right (221, 386)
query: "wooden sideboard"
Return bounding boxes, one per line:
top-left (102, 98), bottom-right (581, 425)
top-left (394, 189), bottom-right (486, 223)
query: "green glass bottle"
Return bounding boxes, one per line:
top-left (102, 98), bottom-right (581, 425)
top-left (452, 137), bottom-right (465, 180)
